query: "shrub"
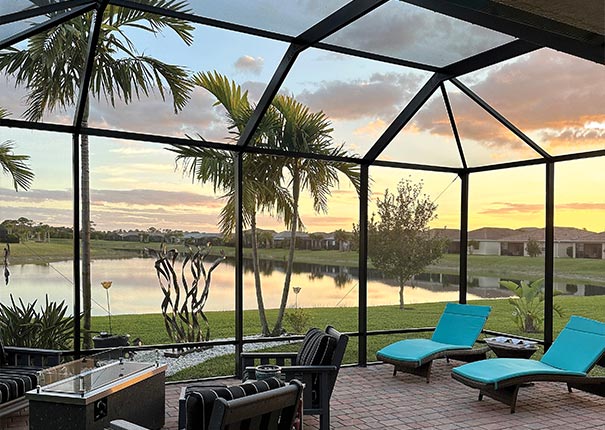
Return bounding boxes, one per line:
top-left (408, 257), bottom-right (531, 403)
top-left (0, 294), bottom-right (74, 349)
top-left (284, 307), bottom-right (312, 334)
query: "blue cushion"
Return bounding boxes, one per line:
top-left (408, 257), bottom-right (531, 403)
top-left (541, 316), bottom-right (605, 373)
top-left (431, 304), bottom-right (491, 347)
top-left (377, 339), bottom-right (471, 366)
top-left (452, 358), bottom-right (585, 389)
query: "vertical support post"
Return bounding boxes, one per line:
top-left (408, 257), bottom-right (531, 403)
top-left (358, 164), bottom-right (369, 366)
top-left (234, 153), bottom-right (244, 377)
top-left (544, 162), bottom-right (555, 350)
top-left (72, 133), bottom-right (81, 358)
top-left (459, 172), bottom-right (469, 304)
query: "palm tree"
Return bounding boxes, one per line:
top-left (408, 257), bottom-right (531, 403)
top-left (0, 2), bottom-right (194, 348)
top-left (270, 95), bottom-right (361, 335)
top-left (171, 71), bottom-right (295, 336)
top-left (0, 108), bottom-right (34, 191)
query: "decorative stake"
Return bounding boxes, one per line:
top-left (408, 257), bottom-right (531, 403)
top-left (101, 281), bottom-right (113, 334)
top-left (293, 286), bottom-right (302, 308)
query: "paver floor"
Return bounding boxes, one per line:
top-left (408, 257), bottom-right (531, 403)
top-left (2, 361), bottom-right (604, 429)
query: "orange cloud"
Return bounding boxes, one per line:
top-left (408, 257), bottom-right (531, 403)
top-left (354, 119), bottom-right (387, 137)
top-left (479, 201), bottom-right (605, 216)
top-left (412, 50), bottom-right (605, 152)
top-left (479, 202), bottom-right (543, 215)
top-left (557, 202), bottom-right (605, 210)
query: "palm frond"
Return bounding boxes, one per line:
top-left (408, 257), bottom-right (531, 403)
top-left (0, 141), bottom-right (35, 191)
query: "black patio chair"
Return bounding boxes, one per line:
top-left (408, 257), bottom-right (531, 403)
top-left (110, 378), bottom-right (303, 430)
top-left (241, 325), bottom-right (349, 430)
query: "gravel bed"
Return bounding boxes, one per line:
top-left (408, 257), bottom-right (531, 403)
top-left (132, 337), bottom-right (297, 376)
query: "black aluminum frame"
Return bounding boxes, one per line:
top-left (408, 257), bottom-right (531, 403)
top-left (0, 0), bottom-right (602, 365)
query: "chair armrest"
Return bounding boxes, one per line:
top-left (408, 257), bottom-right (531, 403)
top-left (5, 346), bottom-right (63, 367)
top-left (109, 420), bottom-right (150, 430)
top-left (244, 364), bottom-right (337, 377)
top-left (241, 352), bottom-right (298, 367)
top-left (281, 365), bottom-right (337, 374)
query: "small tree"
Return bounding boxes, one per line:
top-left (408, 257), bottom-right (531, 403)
top-left (526, 238), bottom-right (542, 257)
top-left (368, 178), bottom-right (447, 309)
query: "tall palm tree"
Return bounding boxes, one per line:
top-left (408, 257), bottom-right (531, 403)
top-left (0, 2), bottom-right (194, 348)
top-left (0, 108), bottom-right (34, 191)
top-left (171, 71), bottom-right (295, 336)
top-left (270, 95), bottom-right (361, 335)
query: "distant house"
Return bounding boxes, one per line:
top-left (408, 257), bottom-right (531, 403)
top-left (309, 232), bottom-right (328, 250)
top-left (499, 227), bottom-right (595, 258)
top-left (468, 227), bottom-right (517, 256)
top-left (576, 231), bottom-right (605, 259)
top-left (183, 232), bottom-right (222, 246)
top-left (242, 229), bottom-right (276, 248)
top-left (148, 232), bottom-right (165, 243)
top-left (120, 231), bottom-right (142, 242)
top-left (430, 228), bottom-right (460, 254)
top-left (272, 231), bottom-right (311, 249)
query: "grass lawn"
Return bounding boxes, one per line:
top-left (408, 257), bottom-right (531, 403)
top-left (92, 295), bottom-right (605, 381)
top-left (10, 239), bottom-right (605, 285)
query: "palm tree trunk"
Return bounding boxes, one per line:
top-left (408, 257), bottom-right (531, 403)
top-left (81, 103), bottom-right (92, 349)
top-left (272, 171), bottom-right (300, 336)
top-left (250, 212), bottom-right (269, 336)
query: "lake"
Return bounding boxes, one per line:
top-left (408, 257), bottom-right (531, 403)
top-left (3, 257), bottom-right (604, 316)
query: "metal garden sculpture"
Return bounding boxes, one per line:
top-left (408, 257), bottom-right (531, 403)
top-left (150, 244), bottom-right (225, 343)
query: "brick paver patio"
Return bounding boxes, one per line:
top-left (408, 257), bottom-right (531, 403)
top-left (2, 361), bottom-right (604, 429)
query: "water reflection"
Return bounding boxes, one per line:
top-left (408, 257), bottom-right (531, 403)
top-left (4, 257), bottom-right (605, 316)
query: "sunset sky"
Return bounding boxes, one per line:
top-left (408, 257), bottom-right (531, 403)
top-left (1, 2), bottom-right (604, 235)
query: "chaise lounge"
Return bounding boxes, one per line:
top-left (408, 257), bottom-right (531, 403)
top-left (452, 315), bottom-right (605, 413)
top-left (376, 303), bottom-right (491, 382)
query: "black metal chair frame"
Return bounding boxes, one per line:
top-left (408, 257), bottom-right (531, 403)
top-left (381, 346), bottom-right (490, 383)
top-left (240, 325), bottom-right (348, 430)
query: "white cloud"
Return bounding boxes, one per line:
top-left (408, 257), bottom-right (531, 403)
top-left (234, 56), bottom-right (264, 75)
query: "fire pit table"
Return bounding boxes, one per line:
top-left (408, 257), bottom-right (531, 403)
top-left (27, 355), bottom-right (166, 430)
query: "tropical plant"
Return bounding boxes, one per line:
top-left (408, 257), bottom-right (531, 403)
top-left (0, 2), bottom-right (194, 348)
top-left (171, 71), bottom-right (295, 336)
top-left (0, 109), bottom-right (34, 191)
top-left (0, 294), bottom-right (74, 349)
top-left (149, 244), bottom-right (225, 343)
top-left (500, 278), bottom-right (564, 333)
top-left (174, 73), bottom-right (360, 336)
top-left (270, 94), bottom-right (361, 335)
top-left (367, 178), bottom-right (447, 310)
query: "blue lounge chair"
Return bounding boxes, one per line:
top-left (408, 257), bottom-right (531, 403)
top-left (376, 303), bottom-right (491, 382)
top-left (452, 316), bottom-right (605, 413)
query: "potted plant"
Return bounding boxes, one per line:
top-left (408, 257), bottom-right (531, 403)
top-left (92, 281), bottom-right (129, 348)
